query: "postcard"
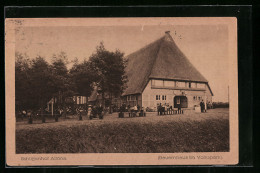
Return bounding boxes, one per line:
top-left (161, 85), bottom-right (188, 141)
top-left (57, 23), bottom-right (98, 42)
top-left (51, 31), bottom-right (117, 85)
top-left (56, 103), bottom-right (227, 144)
top-left (5, 17), bottom-right (238, 166)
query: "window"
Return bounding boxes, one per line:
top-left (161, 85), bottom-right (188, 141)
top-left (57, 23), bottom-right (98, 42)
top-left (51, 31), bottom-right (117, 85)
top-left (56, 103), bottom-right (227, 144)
top-left (189, 82), bottom-right (191, 88)
top-left (191, 82), bottom-right (197, 88)
top-left (162, 95), bottom-right (166, 100)
top-left (193, 96), bottom-right (198, 100)
top-left (176, 81), bottom-right (186, 87)
top-left (152, 80), bottom-right (163, 87)
top-left (127, 95), bottom-right (137, 101)
top-left (131, 95), bottom-right (137, 101)
top-left (198, 96), bottom-right (201, 101)
top-left (164, 81), bottom-right (175, 87)
top-left (156, 95), bottom-right (161, 100)
top-left (197, 83), bottom-right (205, 88)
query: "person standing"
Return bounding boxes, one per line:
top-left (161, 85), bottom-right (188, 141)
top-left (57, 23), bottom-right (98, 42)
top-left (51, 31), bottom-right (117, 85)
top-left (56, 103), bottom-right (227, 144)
top-left (205, 101), bottom-right (207, 112)
top-left (127, 104), bottom-right (131, 117)
top-left (137, 105), bottom-right (140, 112)
top-left (142, 107), bottom-right (146, 117)
top-left (158, 103), bottom-right (162, 115)
top-left (134, 105), bottom-right (138, 117)
top-left (200, 101), bottom-right (203, 113)
top-left (201, 100), bottom-right (205, 113)
top-left (178, 107), bottom-right (181, 114)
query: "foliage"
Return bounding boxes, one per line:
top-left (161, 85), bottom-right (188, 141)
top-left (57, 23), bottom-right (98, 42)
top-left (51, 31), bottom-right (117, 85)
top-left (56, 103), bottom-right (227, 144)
top-left (15, 52), bottom-right (75, 113)
top-left (15, 52), bottom-right (33, 111)
top-left (70, 60), bottom-right (96, 98)
top-left (89, 42), bottom-right (128, 111)
top-left (212, 102), bottom-right (229, 108)
top-left (15, 53), bottom-right (55, 111)
top-left (89, 42), bottom-right (127, 96)
top-left (51, 52), bottom-right (76, 107)
top-left (29, 56), bottom-right (55, 109)
top-left (15, 41), bottom-right (127, 114)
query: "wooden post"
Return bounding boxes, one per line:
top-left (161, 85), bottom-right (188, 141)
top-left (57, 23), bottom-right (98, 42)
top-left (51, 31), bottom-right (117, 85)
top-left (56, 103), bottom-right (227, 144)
top-left (204, 92), bottom-right (207, 111)
top-left (109, 93), bottom-right (112, 114)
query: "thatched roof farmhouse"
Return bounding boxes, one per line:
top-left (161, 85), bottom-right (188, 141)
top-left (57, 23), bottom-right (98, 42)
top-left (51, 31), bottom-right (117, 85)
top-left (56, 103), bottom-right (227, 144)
top-left (90, 31), bottom-right (213, 110)
top-left (122, 31), bottom-right (213, 109)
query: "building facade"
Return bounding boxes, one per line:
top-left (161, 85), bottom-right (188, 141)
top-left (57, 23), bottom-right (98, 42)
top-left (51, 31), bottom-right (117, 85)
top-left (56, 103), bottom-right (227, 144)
top-left (122, 31), bottom-right (213, 110)
top-left (141, 79), bottom-right (212, 110)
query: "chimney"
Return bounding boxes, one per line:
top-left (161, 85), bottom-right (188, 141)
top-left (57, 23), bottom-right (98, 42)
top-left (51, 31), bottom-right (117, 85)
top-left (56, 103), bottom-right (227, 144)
top-left (165, 31), bottom-right (170, 34)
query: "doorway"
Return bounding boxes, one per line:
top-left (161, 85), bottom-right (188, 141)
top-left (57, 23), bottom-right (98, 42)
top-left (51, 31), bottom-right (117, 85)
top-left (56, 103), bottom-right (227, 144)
top-left (174, 96), bottom-right (188, 108)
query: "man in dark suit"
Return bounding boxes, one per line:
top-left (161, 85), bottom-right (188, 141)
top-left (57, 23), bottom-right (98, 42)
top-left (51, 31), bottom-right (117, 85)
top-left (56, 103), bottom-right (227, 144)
top-left (200, 101), bottom-right (204, 113)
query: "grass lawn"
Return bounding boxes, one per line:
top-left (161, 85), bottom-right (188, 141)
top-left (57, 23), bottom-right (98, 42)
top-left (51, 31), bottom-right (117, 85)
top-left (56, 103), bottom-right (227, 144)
top-left (16, 108), bottom-right (229, 153)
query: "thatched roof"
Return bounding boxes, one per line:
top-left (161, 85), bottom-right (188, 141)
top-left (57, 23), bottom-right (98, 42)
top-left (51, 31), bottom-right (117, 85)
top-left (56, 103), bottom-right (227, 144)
top-left (123, 31), bottom-right (209, 96)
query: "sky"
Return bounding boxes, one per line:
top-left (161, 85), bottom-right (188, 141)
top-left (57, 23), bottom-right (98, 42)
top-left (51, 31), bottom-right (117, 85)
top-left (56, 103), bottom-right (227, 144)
top-left (15, 20), bottom-right (229, 102)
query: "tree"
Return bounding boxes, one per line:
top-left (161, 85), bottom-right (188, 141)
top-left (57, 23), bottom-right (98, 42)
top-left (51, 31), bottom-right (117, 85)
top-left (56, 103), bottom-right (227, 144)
top-left (70, 60), bottom-right (96, 105)
top-left (50, 52), bottom-right (76, 117)
top-left (15, 52), bottom-right (76, 121)
top-left (15, 52), bottom-right (33, 113)
top-left (89, 42), bottom-right (128, 113)
top-left (29, 56), bottom-right (57, 122)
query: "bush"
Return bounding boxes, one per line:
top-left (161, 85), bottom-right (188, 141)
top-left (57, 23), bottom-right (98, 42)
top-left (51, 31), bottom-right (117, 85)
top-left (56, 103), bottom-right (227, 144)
top-left (212, 102), bottom-right (229, 108)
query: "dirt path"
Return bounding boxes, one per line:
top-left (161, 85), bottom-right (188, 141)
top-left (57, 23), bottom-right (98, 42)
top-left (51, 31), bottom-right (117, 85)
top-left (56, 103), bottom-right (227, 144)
top-left (16, 108), bottom-right (229, 131)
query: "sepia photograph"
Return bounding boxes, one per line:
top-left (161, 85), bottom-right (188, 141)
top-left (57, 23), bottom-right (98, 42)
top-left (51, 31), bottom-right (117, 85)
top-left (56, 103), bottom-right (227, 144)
top-left (5, 17), bottom-right (238, 165)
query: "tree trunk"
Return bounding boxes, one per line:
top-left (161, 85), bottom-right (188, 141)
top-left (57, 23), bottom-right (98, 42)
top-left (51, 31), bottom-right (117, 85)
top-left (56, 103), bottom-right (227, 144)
top-left (109, 93), bottom-right (112, 114)
top-left (62, 94), bottom-right (66, 119)
top-left (64, 106), bottom-right (67, 119)
top-left (84, 96), bottom-right (87, 111)
top-left (102, 92), bottom-right (105, 108)
top-left (41, 99), bottom-right (45, 123)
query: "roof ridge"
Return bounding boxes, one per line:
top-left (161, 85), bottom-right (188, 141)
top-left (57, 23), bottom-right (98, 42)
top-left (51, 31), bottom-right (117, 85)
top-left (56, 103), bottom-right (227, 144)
top-left (125, 36), bottom-right (165, 59)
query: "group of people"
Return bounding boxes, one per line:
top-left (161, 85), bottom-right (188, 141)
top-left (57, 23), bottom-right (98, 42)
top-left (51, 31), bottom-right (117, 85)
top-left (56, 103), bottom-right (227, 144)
top-left (157, 103), bottom-right (176, 115)
top-left (118, 104), bottom-right (146, 117)
top-left (128, 105), bottom-right (139, 117)
top-left (90, 105), bottom-right (103, 116)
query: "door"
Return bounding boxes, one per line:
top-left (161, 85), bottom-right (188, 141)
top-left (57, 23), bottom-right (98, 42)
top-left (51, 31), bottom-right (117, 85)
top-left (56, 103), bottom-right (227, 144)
top-left (174, 96), bottom-right (188, 108)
